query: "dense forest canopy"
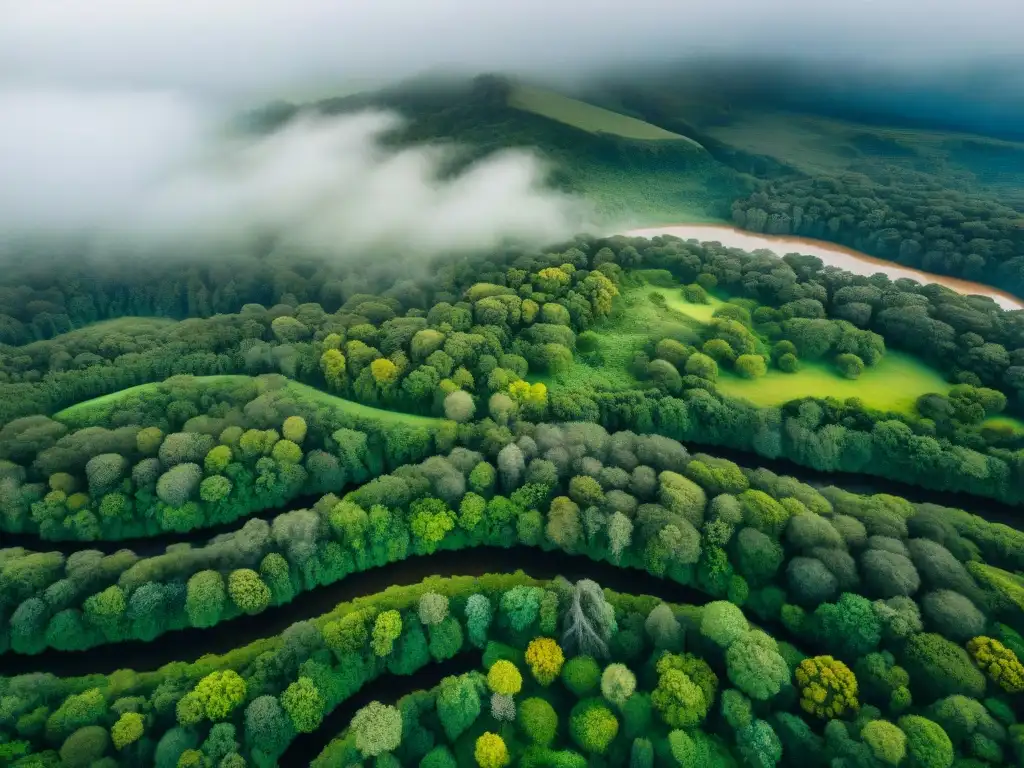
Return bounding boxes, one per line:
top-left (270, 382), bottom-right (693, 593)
top-left (3, 17), bottom-right (1024, 764)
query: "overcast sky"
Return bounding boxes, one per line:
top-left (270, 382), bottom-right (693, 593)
top-left (1, 0), bottom-right (1020, 259)
top-left (3, 0), bottom-right (1022, 99)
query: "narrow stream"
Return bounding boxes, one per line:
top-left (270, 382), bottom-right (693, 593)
top-left (284, 651), bottom-right (482, 767)
top-left (0, 546), bottom-right (707, 678)
top-left (0, 493), bottom-right (327, 557)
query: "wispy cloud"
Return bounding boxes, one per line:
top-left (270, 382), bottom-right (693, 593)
top-left (0, 90), bottom-right (591, 259)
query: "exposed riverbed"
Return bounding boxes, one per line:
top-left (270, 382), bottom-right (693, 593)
top-left (625, 224), bottom-right (1024, 311)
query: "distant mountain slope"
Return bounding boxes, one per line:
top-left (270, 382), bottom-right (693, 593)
top-left (239, 75), bottom-right (749, 226)
top-left (508, 83), bottom-right (704, 148)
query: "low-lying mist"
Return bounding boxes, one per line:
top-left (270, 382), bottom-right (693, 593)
top-left (0, 90), bottom-right (593, 264)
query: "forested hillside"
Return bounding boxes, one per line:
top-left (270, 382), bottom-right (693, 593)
top-left (2, 228), bottom-right (1024, 767)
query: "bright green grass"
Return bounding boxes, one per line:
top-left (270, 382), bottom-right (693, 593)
top-left (55, 375), bottom-right (442, 429)
top-left (653, 285), bottom-right (952, 413)
top-left (54, 375), bottom-right (249, 423)
top-left (538, 275), bottom-right (953, 414)
top-left (662, 291), bottom-right (727, 324)
top-left (509, 84), bottom-right (704, 146)
top-left (282, 380), bottom-right (441, 428)
top-left (981, 415), bottom-right (1024, 432)
top-left (715, 354), bottom-right (951, 414)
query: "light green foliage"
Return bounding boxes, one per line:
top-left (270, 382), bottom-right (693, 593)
top-left (668, 729), bottom-right (696, 766)
top-left (862, 720), bottom-right (908, 765)
top-left (519, 697), bottom-right (558, 746)
top-left (189, 670), bottom-right (247, 722)
top-left (98, 491), bottom-right (131, 521)
top-left (727, 630), bottom-right (790, 701)
top-left (418, 591), bottom-right (449, 626)
top-left (738, 490), bottom-right (790, 536)
top-left (459, 492), bottom-right (486, 533)
top-left (474, 731), bottom-right (510, 768)
top-left (46, 687), bottom-right (107, 742)
top-left (700, 600), bottom-right (749, 648)
top-left (685, 351), bottom-right (718, 381)
top-left (469, 462), bottom-right (497, 495)
top-left (652, 662), bottom-right (707, 728)
top-left (227, 569), bottom-right (271, 614)
top-left (437, 673), bottom-right (482, 742)
top-left (735, 354), bottom-right (767, 379)
top-left (568, 475), bottom-right (604, 508)
top-left (562, 656), bottom-right (601, 698)
top-left (569, 698), bottom-right (619, 754)
top-left (282, 677), bottom-right (326, 734)
top-left (487, 660), bottom-right (523, 696)
top-left (186, 570), bottom-right (225, 628)
top-left (271, 439), bottom-right (303, 464)
top-left (204, 444), bottom-right (232, 474)
top-left (501, 585), bottom-right (543, 632)
top-left (899, 715), bottom-right (954, 768)
top-left (281, 415), bottom-right (307, 443)
top-left (328, 500), bottom-right (369, 547)
top-left (372, 610), bottom-right (403, 656)
top-left (410, 496), bottom-right (456, 552)
top-left (323, 610), bottom-right (369, 655)
top-left (658, 470), bottom-right (706, 527)
top-left (600, 663), bottom-right (637, 707)
top-left (112, 712), bottom-right (144, 750)
top-left (83, 584), bottom-right (126, 637)
top-left (136, 426), bottom-right (164, 455)
top-left (721, 689), bottom-right (753, 730)
top-left (199, 474), bottom-right (232, 502)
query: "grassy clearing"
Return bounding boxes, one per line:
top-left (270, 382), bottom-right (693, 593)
top-left (716, 354), bottom-right (951, 414)
top-left (661, 290), bottom-right (728, 324)
top-left (542, 273), bottom-right (953, 415)
top-left (509, 84), bottom-right (704, 146)
top-left (54, 376), bottom-right (249, 423)
top-left (283, 380), bottom-right (442, 428)
top-left (55, 375), bottom-right (442, 429)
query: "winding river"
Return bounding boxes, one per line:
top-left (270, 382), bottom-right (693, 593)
top-left (625, 224), bottom-right (1024, 311)
top-left (0, 546), bottom-right (708, 678)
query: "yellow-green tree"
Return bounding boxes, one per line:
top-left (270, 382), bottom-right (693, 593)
top-left (967, 636), bottom-right (1024, 693)
top-left (475, 732), bottom-right (510, 768)
top-left (320, 349), bottom-right (347, 390)
top-left (487, 660), bottom-right (523, 696)
top-left (795, 656), bottom-right (859, 718)
top-left (525, 637), bottom-right (565, 685)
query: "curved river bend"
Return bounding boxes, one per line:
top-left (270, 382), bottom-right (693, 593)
top-left (625, 224), bottom-right (1024, 311)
